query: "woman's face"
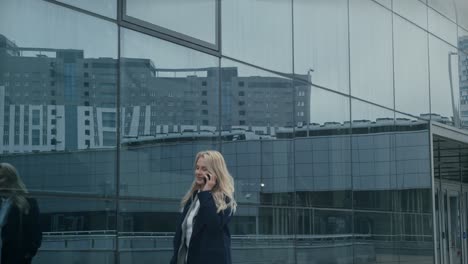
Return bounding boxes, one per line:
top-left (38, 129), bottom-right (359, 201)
top-left (195, 156), bottom-right (209, 186)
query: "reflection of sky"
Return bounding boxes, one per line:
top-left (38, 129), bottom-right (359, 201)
top-left (428, 0), bottom-right (456, 21)
top-left (121, 28), bottom-right (217, 77)
top-left (429, 35), bottom-right (459, 119)
top-left (350, 0), bottom-right (394, 109)
top-left (294, 0), bottom-right (349, 94)
top-left (127, 0), bottom-right (215, 44)
top-left (428, 8), bottom-right (458, 47)
top-left (222, 0), bottom-right (293, 73)
top-left (352, 99), bottom-right (394, 122)
top-left (393, 0), bottom-right (427, 29)
top-left (1, 0), bottom-right (468, 125)
top-left (57, 0), bottom-right (116, 19)
top-left (394, 14), bottom-right (430, 116)
top-left (310, 88), bottom-right (349, 124)
top-left (0, 0), bottom-right (117, 59)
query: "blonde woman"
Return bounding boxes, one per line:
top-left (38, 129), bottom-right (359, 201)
top-left (170, 150), bottom-right (237, 264)
top-left (0, 163), bottom-right (42, 264)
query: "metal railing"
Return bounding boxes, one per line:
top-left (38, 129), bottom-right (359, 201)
top-left (40, 231), bottom-right (429, 251)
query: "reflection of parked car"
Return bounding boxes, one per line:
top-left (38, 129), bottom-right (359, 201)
top-left (221, 130), bottom-right (246, 141)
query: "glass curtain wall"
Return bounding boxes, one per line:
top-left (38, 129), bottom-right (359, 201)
top-left (0, 0), bottom-right (118, 263)
top-left (0, 0), bottom-right (467, 263)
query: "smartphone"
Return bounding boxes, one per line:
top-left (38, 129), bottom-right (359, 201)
top-left (203, 173), bottom-right (211, 184)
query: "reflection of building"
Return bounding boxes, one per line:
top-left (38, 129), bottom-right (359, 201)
top-left (0, 36), bottom-right (121, 152)
top-left (3, 1), bottom-right (468, 263)
top-left (460, 36), bottom-right (468, 128)
top-left (121, 64), bottom-right (309, 138)
top-left (0, 34), bottom-right (310, 153)
top-left (2, 119), bottom-right (432, 264)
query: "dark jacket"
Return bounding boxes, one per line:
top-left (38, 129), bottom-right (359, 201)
top-left (170, 191), bottom-right (233, 264)
top-left (1, 197), bottom-right (42, 264)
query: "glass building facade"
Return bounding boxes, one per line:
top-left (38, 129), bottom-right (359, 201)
top-left (0, 0), bottom-right (468, 263)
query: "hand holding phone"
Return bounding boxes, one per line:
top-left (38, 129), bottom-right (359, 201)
top-left (203, 173), bottom-right (211, 184)
top-left (202, 173), bottom-right (215, 191)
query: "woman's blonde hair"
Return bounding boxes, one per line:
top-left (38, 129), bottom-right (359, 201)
top-left (0, 163), bottom-right (30, 214)
top-left (181, 150), bottom-right (237, 214)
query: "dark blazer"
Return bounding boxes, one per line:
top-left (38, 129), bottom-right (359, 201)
top-left (1, 197), bottom-right (42, 264)
top-left (170, 191), bottom-right (233, 264)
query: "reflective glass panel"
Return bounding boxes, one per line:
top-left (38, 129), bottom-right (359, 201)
top-left (38, 197), bottom-right (116, 264)
top-left (454, 0), bottom-right (468, 30)
top-left (309, 88), bottom-right (350, 127)
top-left (394, 114), bottom-right (431, 209)
top-left (293, 0), bottom-right (349, 94)
top-left (222, 0), bottom-right (293, 73)
top-left (0, 0), bottom-right (117, 195)
top-left (393, 0), bottom-right (428, 29)
top-left (394, 14), bottom-right (430, 118)
top-left (2, 151), bottom-right (116, 194)
top-left (223, 139), bottom-right (295, 206)
top-left (428, 7), bottom-right (458, 47)
top-left (230, 206), bottom-right (296, 263)
top-left (351, 101), bottom-right (396, 212)
top-left (394, 116), bottom-right (432, 263)
top-left (0, 0), bottom-right (117, 58)
top-left (460, 49), bottom-right (468, 130)
top-left (354, 212), bottom-right (399, 262)
top-left (295, 88), bottom-right (351, 210)
top-left (125, 0), bottom-right (216, 44)
top-left (297, 208), bottom-right (353, 263)
top-left (428, 0), bottom-right (457, 21)
top-left (429, 35), bottom-right (461, 127)
top-left (118, 200), bottom-right (178, 263)
top-left (352, 99), bottom-right (395, 125)
top-left (351, 100), bottom-right (398, 262)
top-left (460, 27), bottom-right (468, 45)
top-left (351, 100), bottom-right (396, 208)
top-left (220, 59), bottom-right (295, 206)
top-left (120, 28), bottom-right (219, 199)
top-left (375, 0), bottom-right (392, 9)
top-left (350, 0), bottom-right (394, 108)
top-left (57, 0), bottom-right (117, 19)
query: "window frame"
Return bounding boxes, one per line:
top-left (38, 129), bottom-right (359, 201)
top-left (121, 0), bottom-right (220, 52)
